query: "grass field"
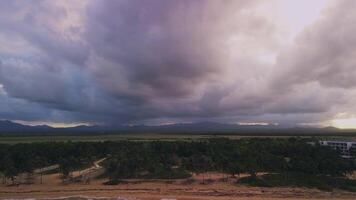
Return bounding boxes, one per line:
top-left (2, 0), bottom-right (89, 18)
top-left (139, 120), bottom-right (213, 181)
top-left (0, 134), bottom-right (222, 144)
top-left (0, 133), bottom-right (355, 144)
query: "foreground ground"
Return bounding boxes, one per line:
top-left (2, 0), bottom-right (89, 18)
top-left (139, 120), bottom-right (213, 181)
top-left (1, 173), bottom-right (356, 200)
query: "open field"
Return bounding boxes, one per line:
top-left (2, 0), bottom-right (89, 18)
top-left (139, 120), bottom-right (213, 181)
top-left (1, 173), bottom-right (356, 200)
top-left (0, 133), bottom-right (356, 144)
top-left (0, 134), bottom-right (220, 144)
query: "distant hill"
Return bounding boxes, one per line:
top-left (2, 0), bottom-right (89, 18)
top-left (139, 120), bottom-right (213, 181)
top-left (1, 120), bottom-right (356, 136)
top-left (0, 120), bottom-right (53, 133)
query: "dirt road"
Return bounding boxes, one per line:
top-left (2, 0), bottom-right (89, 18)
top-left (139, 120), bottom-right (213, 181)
top-left (0, 173), bottom-right (355, 200)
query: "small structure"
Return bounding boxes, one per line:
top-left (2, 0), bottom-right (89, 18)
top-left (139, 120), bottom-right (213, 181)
top-left (33, 164), bottom-right (60, 174)
top-left (72, 158), bottom-right (107, 184)
top-left (320, 140), bottom-right (356, 158)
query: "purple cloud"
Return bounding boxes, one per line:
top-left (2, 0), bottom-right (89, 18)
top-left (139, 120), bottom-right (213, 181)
top-left (0, 0), bottom-right (355, 126)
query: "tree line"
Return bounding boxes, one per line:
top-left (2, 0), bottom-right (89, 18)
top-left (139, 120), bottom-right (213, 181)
top-left (0, 138), bottom-right (355, 184)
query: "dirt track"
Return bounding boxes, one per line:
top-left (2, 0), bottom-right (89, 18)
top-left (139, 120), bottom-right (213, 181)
top-left (0, 173), bottom-right (355, 200)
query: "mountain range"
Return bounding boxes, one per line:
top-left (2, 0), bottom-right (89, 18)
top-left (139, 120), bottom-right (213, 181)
top-left (0, 120), bottom-right (355, 136)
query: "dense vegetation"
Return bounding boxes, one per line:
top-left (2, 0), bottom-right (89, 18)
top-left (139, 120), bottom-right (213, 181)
top-left (0, 138), bottom-right (355, 190)
top-left (0, 142), bottom-right (104, 180)
top-left (239, 173), bottom-right (356, 192)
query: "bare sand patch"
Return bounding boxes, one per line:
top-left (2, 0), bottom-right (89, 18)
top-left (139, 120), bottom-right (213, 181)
top-left (0, 173), bottom-right (355, 200)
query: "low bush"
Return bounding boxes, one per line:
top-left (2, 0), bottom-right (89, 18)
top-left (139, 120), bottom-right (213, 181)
top-left (238, 173), bottom-right (356, 192)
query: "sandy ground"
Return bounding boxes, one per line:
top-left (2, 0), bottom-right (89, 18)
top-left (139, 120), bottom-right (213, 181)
top-left (0, 173), bottom-right (355, 200)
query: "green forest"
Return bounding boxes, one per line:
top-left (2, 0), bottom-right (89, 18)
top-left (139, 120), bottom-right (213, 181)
top-left (0, 138), bottom-right (355, 191)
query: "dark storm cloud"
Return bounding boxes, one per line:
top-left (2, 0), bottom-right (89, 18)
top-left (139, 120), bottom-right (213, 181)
top-left (86, 0), bottom-right (236, 100)
top-left (0, 0), bottom-right (356, 125)
top-left (83, 0), bottom-right (280, 122)
top-left (0, 1), bottom-right (89, 111)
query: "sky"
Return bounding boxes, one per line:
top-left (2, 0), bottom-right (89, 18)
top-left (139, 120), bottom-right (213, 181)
top-left (1, 0), bottom-right (356, 128)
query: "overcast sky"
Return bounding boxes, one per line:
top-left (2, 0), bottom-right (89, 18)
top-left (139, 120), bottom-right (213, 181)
top-left (1, 0), bottom-right (356, 127)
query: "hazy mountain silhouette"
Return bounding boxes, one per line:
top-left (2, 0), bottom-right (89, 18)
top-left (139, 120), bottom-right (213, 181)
top-left (0, 120), bottom-right (53, 132)
top-left (0, 120), bottom-right (355, 136)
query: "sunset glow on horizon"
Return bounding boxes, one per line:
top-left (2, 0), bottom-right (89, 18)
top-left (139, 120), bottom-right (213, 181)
top-left (332, 118), bottom-right (356, 129)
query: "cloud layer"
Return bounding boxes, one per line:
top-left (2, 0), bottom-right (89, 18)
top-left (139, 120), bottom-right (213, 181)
top-left (0, 0), bottom-right (356, 126)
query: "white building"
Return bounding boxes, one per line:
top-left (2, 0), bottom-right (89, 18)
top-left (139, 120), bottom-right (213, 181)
top-left (320, 140), bottom-right (356, 158)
